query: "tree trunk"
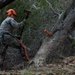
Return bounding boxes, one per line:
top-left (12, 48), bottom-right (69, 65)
top-left (32, 0), bottom-right (75, 66)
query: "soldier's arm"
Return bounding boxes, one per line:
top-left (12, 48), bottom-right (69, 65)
top-left (10, 18), bottom-right (26, 28)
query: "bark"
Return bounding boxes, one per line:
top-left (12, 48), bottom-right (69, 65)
top-left (32, 0), bottom-right (75, 66)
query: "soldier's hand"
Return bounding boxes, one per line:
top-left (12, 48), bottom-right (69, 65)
top-left (23, 19), bottom-right (26, 24)
top-left (23, 19), bottom-right (28, 24)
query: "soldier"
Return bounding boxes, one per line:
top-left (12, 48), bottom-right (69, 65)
top-left (0, 9), bottom-right (26, 69)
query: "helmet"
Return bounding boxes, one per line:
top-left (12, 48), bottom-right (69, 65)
top-left (6, 9), bottom-right (17, 17)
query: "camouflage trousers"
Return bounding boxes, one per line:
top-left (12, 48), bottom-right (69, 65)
top-left (0, 32), bottom-right (25, 66)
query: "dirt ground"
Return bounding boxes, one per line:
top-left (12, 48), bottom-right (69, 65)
top-left (0, 56), bottom-right (75, 75)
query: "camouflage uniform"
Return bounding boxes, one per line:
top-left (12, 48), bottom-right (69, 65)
top-left (0, 17), bottom-right (25, 67)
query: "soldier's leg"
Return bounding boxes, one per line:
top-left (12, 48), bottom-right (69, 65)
top-left (3, 34), bottom-right (26, 60)
top-left (10, 39), bottom-right (26, 60)
top-left (0, 55), bottom-right (3, 70)
top-left (0, 44), bottom-right (7, 70)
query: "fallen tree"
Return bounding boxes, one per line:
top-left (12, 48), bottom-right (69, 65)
top-left (32, 0), bottom-right (75, 66)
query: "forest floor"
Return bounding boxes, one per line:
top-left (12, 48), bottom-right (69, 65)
top-left (0, 56), bottom-right (75, 75)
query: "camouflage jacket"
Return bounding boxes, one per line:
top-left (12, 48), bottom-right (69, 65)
top-left (0, 17), bottom-right (25, 34)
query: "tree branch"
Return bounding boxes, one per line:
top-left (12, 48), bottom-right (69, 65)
top-left (45, 0), bottom-right (59, 15)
